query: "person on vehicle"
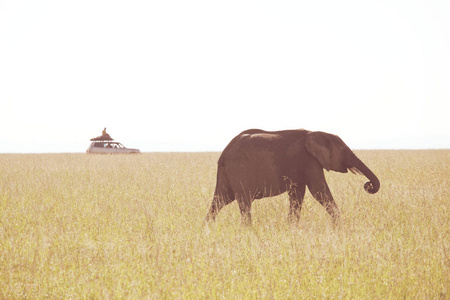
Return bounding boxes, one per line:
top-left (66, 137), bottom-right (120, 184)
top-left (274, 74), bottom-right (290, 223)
top-left (100, 128), bottom-right (112, 140)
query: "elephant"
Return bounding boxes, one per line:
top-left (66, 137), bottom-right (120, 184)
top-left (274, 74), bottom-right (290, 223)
top-left (205, 129), bottom-right (380, 226)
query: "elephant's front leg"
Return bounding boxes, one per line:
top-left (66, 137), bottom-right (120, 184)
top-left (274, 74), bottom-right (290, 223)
top-left (288, 183), bottom-right (306, 223)
top-left (308, 181), bottom-right (340, 226)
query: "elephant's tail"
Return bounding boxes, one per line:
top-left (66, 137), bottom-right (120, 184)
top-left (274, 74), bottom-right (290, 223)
top-left (214, 164), bottom-right (235, 202)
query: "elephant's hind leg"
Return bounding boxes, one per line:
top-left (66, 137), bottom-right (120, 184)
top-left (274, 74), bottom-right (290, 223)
top-left (236, 194), bottom-right (253, 226)
top-left (288, 183), bottom-right (306, 223)
top-left (206, 194), bottom-right (233, 222)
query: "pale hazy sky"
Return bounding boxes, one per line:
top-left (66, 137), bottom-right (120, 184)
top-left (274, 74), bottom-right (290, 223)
top-left (1, 0), bottom-right (449, 152)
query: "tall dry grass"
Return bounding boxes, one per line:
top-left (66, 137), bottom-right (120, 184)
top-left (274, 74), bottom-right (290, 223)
top-left (0, 151), bottom-right (448, 298)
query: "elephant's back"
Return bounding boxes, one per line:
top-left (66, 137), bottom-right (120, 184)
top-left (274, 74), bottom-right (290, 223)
top-left (220, 129), bottom-right (306, 160)
top-left (218, 131), bottom-right (287, 197)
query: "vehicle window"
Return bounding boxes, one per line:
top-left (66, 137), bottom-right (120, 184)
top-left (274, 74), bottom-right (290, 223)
top-left (94, 142), bottom-right (105, 148)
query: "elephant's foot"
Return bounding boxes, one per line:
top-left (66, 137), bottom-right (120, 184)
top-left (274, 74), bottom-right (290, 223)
top-left (328, 208), bottom-right (341, 228)
top-left (288, 211), bottom-right (301, 223)
top-left (240, 212), bottom-right (252, 226)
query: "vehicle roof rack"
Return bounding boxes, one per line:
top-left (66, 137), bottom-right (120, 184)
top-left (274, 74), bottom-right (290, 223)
top-left (90, 134), bottom-right (113, 141)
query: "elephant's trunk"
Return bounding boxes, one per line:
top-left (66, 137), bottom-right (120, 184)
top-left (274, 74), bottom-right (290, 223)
top-left (348, 152), bottom-right (380, 194)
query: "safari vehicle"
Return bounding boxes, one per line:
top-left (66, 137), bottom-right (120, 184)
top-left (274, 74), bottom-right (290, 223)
top-left (87, 129), bottom-right (140, 154)
top-left (86, 141), bottom-right (140, 154)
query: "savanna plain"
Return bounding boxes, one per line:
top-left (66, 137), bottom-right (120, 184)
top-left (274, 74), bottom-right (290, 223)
top-left (0, 151), bottom-right (448, 299)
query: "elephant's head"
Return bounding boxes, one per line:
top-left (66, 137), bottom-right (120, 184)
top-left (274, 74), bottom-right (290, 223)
top-left (305, 131), bottom-right (380, 194)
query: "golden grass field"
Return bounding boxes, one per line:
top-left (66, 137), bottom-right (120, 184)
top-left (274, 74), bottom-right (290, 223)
top-left (0, 151), bottom-right (448, 298)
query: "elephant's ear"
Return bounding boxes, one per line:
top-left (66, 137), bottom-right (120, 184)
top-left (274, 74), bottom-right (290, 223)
top-left (305, 131), bottom-right (349, 173)
top-left (305, 132), bottom-right (332, 171)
